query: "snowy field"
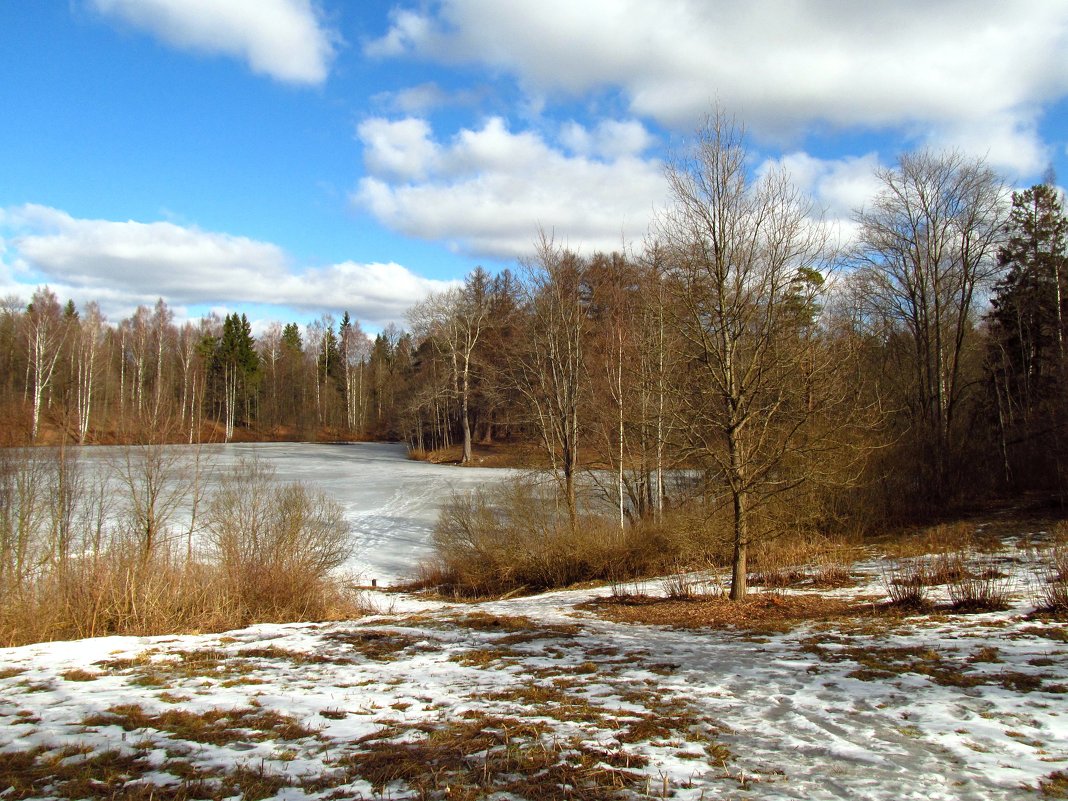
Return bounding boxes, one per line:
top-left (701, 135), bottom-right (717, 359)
top-left (2, 535), bottom-right (1067, 800)
top-left (70, 441), bottom-right (511, 585)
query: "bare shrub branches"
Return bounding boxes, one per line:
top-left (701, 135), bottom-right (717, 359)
top-left (0, 447), bottom-right (360, 647)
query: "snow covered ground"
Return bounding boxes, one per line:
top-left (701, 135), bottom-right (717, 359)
top-left (2, 537), bottom-right (1067, 800)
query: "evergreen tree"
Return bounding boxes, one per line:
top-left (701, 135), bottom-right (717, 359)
top-left (281, 322), bottom-right (303, 352)
top-left (988, 182), bottom-right (1068, 489)
top-left (213, 313), bottom-right (260, 440)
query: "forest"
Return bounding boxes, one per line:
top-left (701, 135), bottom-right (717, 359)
top-left (2, 114), bottom-right (1067, 615)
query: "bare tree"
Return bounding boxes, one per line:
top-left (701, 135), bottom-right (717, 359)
top-left (657, 111), bottom-right (838, 600)
top-left (339, 315), bottom-right (371, 435)
top-left (512, 234), bottom-right (589, 528)
top-left (409, 270), bottom-right (491, 463)
top-left (853, 150), bottom-right (1007, 498)
top-left (74, 302), bottom-right (105, 444)
top-left (25, 287), bottom-right (68, 442)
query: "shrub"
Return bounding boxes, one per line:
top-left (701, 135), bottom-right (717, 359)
top-left (428, 475), bottom-right (691, 597)
top-left (1033, 541), bottom-right (1068, 613)
top-left (204, 458), bottom-right (355, 623)
top-left (946, 553), bottom-right (1014, 612)
top-left (882, 559), bottom-right (932, 609)
top-left (0, 449), bottom-right (363, 647)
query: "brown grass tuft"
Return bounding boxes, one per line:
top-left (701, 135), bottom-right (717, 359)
top-left (585, 592), bottom-right (861, 632)
top-left (337, 714), bottom-right (643, 801)
top-left (82, 704), bottom-right (318, 745)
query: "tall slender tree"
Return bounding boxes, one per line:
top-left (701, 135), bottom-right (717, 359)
top-left (988, 181), bottom-right (1068, 489)
top-left (853, 150), bottom-right (1006, 499)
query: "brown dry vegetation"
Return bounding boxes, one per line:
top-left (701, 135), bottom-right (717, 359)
top-left (584, 592), bottom-right (874, 632)
top-left (0, 451), bottom-right (366, 647)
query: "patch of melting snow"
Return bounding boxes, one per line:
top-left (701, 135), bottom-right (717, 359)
top-left (2, 539), bottom-right (1067, 800)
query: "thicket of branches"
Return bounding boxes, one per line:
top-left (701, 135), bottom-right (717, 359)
top-left (0, 446), bottom-right (359, 646)
top-left (3, 112), bottom-right (1067, 601)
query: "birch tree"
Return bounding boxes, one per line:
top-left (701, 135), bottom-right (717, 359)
top-left (74, 302), bottom-right (105, 444)
top-left (410, 270), bottom-right (491, 463)
top-left (25, 288), bottom-right (68, 442)
top-left (339, 313), bottom-right (371, 435)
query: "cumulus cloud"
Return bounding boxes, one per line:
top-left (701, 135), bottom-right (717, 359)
top-left (90, 0), bottom-right (336, 85)
top-left (559, 119), bottom-right (656, 159)
top-left (0, 205), bottom-right (450, 327)
top-left (363, 8), bottom-right (432, 59)
top-left (366, 0), bottom-right (1068, 173)
top-left (356, 118), bottom-right (441, 180)
top-left (926, 111), bottom-right (1050, 177)
top-left (766, 152), bottom-right (884, 217)
top-left (353, 116), bottom-right (666, 258)
top-left (758, 152), bottom-right (885, 245)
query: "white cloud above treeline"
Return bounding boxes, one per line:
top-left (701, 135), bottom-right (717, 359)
top-left (367, 0), bottom-right (1068, 174)
top-left (89, 0), bottom-right (336, 85)
top-left (0, 205), bottom-right (451, 327)
top-left (353, 116), bottom-right (666, 258)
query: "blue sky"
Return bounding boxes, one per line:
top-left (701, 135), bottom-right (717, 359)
top-left (2, 1), bottom-right (1067, 332)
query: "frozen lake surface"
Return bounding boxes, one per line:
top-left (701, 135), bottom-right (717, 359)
top-left (75, 442), bottom-right (510, 586)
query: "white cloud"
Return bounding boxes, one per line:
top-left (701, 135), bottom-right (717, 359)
top-left (372, 82), bottom-right (486, 116)
top-left (356, 118), bottom-right (440, 180)
top-left (559, 119), bottom-right (655, 159)
top-left (759, 152), bottom-right (885, 245)
top-left (90, 0), bottom-right (336, 85)
top-left (767, 152), bottom-right (884, 218)
top-left (353, 116), bottom-right (667, 258)
top-left (367, 0), bottom-right (1068, 172)
top-left (926, 111), bottom-right (1049, 177)
top-left (363, 8), bottom-right (431, 59)
top-left (375, 83), bottom-right (448, 115)
top-left (0, 205), bottom-right (450, 327)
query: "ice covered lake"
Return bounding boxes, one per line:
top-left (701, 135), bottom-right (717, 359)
top-left (72, 442), bottom-right (511, 586)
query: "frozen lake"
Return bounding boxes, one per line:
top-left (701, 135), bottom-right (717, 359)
top-left (71, 442), bottom-right (510, 586)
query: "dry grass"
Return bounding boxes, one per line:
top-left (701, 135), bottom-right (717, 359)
top-left (336, 713), bottom-right (644, 801)
top-left (880, 521), bottom-right (983, 558)
top-left (485, 683), bottom-right (607, 724)
top-left (406, 447), bottom-right (430, 461)
top-left (60, 668), bottom-right (99, 682)
top-left (448, 646), bottom-right (523, 667)
top-left (1033, 540), bottom-right (1068, 614)
top-left (96, 648), bottom-right (269, 687)
top-left (321, 629), bottom-right (425, 661)
top-left (802, 638), bottom-right (1060, 693)
top-left (584, 592), bottom-right (863, 632)
top-left (748, 532), bottom-right (858, 590)
top-left (1039, 769), bottom-right (1068, 798)
top-left (0, 746), bottom-right (299, 801)
top-left (82, 703), bottom-right (318, 745)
